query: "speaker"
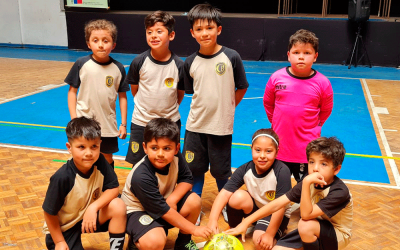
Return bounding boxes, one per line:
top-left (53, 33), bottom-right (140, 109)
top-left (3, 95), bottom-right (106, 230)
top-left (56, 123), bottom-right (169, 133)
top-left (348, 0), bottom-right (371, 22)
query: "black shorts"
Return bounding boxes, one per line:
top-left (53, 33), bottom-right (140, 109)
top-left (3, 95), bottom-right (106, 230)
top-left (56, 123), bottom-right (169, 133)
top-left (126, 190), bottom-right (192, 243)
top-left (125, 120), bottom-right (181, 165)
top-left (100, 136), bottom-right (119, 154)
top-left (281, 161), bottom-right (308, 183)
top-left (183, 130), bottom-right (232, 180)
top-left (275, 219), bottom-right (338, 250)
top-left (45, 216), bottom-right (110, 250)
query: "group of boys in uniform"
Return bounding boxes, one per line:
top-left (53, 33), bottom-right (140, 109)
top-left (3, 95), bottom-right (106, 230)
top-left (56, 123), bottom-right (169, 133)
top-left (42, 3), bottom-right (353, 250)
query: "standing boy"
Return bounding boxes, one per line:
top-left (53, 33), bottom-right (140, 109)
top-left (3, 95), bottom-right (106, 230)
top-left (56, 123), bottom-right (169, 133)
top-left (67, 19), bottom-right (129, 168)
top-left (42, 117), bottom-right (126, 250)
top-left (121, 118), bottom-right (212, 250)
top-left (226, 137), bottom-right (353, 250)
top-left (183, 3), bottom-right (249, 224)
top-left (264, 29), bottom-right (333, 183)
top-left (125, 11), bottom-right (185, 166)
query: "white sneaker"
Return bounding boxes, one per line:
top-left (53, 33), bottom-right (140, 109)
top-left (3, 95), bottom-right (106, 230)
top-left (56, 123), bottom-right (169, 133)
top-left (195, 210), bottom-right (205, 226)
top-left (222, 206), bottom-right (228, 223)
top-left (246, 225), bottom-right (255, 235)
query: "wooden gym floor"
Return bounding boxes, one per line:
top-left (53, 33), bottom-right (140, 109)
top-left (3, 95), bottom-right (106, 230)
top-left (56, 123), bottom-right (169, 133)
top-left (1, 54), bottom-right (400, 249)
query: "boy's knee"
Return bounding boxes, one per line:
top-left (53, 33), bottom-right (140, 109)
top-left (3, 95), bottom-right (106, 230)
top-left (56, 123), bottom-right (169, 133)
top-left (186, 192), bottom-right (202, 210)
top-left (138, 230), bottom-right (167, 250)
top-left (298, 219), bottom-right (319, 238)
top-left (109, 197), bottom-right (127, 217)
top-left (228, 190), bottom-right (250, 209)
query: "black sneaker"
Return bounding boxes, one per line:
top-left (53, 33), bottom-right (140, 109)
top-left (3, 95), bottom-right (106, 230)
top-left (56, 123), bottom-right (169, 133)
top-left (174, 240), bottom-right (199, 250)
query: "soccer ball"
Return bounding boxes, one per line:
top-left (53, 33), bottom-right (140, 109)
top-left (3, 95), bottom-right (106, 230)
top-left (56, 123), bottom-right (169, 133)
top-left (203, 233), bottom-right (244, 250)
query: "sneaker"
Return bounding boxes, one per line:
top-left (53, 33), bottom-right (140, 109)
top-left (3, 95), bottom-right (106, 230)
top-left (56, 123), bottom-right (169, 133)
top-left (195, 210), bottom-right (204, 226)
top-left (175, 240), bottom-right (199, 250)
top-left (222, 206), bottom-right (228, 223)
top-left (246, 225), bottom-right (255, 235)
top-left (127, 236), bottom-right (138, 250)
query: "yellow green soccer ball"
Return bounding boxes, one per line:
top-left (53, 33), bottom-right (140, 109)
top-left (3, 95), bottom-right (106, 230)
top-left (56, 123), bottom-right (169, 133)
top-left (203, 233), bottom-right (244, 250)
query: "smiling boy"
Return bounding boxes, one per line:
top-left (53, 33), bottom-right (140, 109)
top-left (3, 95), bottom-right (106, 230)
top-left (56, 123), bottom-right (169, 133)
top-left (121, 118), bottom-right (212, 250)
top-left (125, 11), bottom-right (185, 167)
top-left (42, 117), bottom-right (126, 250)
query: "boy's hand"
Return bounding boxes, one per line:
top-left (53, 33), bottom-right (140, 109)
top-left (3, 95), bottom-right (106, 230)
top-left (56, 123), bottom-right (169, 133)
top-left (206, 219), bottom-right (219, 235)
top-left (256, 232), bottom-right (274, 250)
top-left (81, 205), bottom-right (97, 233)
top-left (119, 125), bottom-right (127, 139)
top-left (223, 221), bottom-right (250, 242)
top-left (55, 240), bottom-right (69, 250)
top-left (193, 225), bottom-right (213, 239)
top-left (304, 172), bottom-right (327, 188)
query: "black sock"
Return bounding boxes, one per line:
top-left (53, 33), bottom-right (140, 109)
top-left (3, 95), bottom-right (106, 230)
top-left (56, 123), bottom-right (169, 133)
top-left (302, 239), bottom-right (320, 250)
top-left (175, 233), bottom-right (194, 250)
top-left (109, 232), bottom-right (125, 250)
top-left (110, 161), bottom-right (115, 168)
top-left (226, 204), bottom-right (245, 229)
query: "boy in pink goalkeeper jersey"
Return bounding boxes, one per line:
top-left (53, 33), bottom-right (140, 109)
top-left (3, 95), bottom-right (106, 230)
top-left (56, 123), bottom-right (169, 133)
top-left (263, 29), bottom-right (333, 183)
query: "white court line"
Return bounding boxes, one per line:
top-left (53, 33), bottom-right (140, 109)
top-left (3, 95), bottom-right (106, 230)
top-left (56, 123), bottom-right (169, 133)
top-left (362, 79), bottom-right (400, 187)
top-left (383, 129), bottom-right (398, 132)
top-left (1, 143), bottom-right (399, 190)
top-left (0, 83), bottom-right (66, 105)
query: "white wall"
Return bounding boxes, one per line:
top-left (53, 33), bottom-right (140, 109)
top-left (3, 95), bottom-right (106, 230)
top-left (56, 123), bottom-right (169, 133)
top-left (0, 0), bottom-right (67, 47)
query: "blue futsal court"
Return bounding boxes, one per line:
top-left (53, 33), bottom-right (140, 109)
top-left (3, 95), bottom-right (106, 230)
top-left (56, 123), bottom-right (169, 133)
top-left (1, 47), bottom-right (399, 184)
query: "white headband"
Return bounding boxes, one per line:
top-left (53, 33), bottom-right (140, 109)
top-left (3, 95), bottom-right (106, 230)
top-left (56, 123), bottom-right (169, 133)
top-left (252, 134), bottom-right (279, 146)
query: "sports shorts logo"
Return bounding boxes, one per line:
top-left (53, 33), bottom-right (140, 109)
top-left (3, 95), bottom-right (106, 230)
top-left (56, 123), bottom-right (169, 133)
top-left (106, 76), bottom-right (114, 87)
top-left (139, 215), bottom-right (153, 225)
top-left (265, 190), bottom-right (276, 201)
top-left (131, 142), bottom-right (139, 153)
top-left (215, 62), bottom-right (226, 76)
top-left (93, 188), bottom-right (100, 201)
top-left (165, 78), bottom-right (174, 88)
top-left (185, 151), bottom-right (194, 163)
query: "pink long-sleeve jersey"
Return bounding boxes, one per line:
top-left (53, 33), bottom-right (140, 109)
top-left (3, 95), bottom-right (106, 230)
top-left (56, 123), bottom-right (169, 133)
top-left (263, 67), bottom-right (333, 163)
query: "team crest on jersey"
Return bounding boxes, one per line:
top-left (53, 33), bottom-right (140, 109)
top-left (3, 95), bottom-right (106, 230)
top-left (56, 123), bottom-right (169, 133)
top-left (131, 141), bottom-right (139, 153)
top-left (265, 190), bottom-right (276, 201)
top-left (185, 151), bottom-right (194, 163)
top-left (93, 188), bottom-right (100, 201)
top-left (106, 76), bottom-right (114, 87)
top-left (139, 215), bottom-right (153, 225)
top-left (165, 78), bottom-right (174, 88)
top-left (215, 62), bottom-right (226, 76)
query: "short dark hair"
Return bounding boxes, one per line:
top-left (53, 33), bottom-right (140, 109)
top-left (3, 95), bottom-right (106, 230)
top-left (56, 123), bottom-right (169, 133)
top-left (144, 10), bottom-right (175, 34)
top-left (66, 117), bottom-right (101, 144)
top-left (84, 19), bottom-right (118, 43)
top-left (288, 29), bottom-right (319, 53)
top-left (306, 137), bottom-right (346, 169)
top-left (187, 3), bottom-right (222, 28)
top-left (251, 128), bottom-right (279, 149)
top-left (143, 118), bottom-right (180, 145)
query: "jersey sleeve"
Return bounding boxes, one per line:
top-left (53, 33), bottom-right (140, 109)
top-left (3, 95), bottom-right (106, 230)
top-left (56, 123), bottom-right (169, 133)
top-left (285, 181), bottom-right (302, 203)
top-left (183, 54), bottom-right (195, 94)
top-left (174, 56), bottom-right (186, 91)
top-left (96, 154), bottom-right (119, 191)
top-left (114, 60), bottom-right (129, 92)
top-left (176, 152), bottom-right (193, 184)
top-left (316, 181), bottom-right (351, 218)
top-left (274, 162), bottom-right (292, 198)
top-left (42, 165), bottom-right (75, 216)
top-left (225, 48), bottom-right (249, 90)
top-left (64, 56), bottom-right (90, 88)
top-left (263, 74), bottom-right (276, 123)
top-left (223, 162), bottom-right (248, 192)
top-left (130, 166), bottom-right (170, 219)
top-left (318, 77), bottom-right (334, 126)
top-left (125, 52), bottom-right (147, 86)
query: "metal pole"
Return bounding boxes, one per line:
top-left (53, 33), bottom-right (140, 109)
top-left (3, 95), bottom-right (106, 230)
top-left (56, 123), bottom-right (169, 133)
top-left (387, 0), bottom-right (392, 18)
top-left (278, 0), bottom-right (281, 16)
